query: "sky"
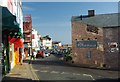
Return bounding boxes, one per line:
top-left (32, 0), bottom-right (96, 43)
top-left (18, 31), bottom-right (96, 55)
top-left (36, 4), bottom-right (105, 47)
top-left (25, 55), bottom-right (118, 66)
top-left (22, 2), bottom-right (118, 44)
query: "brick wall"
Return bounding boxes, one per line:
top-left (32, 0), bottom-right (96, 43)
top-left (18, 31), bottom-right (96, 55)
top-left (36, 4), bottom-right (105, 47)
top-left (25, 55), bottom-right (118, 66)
top-left (72, 21), bottom-right (104, 67)
top-left (103, 27), bottom-right (119, 69)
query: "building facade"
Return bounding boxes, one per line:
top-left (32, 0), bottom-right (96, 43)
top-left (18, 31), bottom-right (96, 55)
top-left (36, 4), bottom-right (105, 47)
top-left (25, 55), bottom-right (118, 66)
top-left (0, 0), bottom-right (23, 74)
top-left (41, 35), bottom-right (52, 50)
top-left (71, 10), bottom-right (119, 70)
top-left (52, 41), bottom-right (62, 49)
top-left (23, 14), bottom-right (32, 57)
top-left (32, 28), bottom-right (40, 51)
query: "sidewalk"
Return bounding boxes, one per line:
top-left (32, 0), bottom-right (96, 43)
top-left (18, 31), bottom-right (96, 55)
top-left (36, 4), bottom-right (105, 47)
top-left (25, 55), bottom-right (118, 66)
top-left (62, 59), bottom-right (119, 71)
top-left (2, 59), bottom-right (39, 82)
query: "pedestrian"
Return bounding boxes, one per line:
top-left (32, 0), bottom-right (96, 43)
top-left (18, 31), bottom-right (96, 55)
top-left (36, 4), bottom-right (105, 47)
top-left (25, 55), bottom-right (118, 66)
top-left (29, 50), bottom-right (35, 64)
top-left (19, 50), bottom-right (22, 65)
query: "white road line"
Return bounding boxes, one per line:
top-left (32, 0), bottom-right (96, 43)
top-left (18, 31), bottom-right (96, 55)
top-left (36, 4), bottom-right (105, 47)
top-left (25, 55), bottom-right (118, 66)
top-left (89, 75), bottom-right (95, 80)
top-left (98, 76), bottom-right (102, 77)
top-left (40, 70), bottom-right (48, 73)
top-left (50, 71), bottom-right (59, 74)
top-left (33, 70), bottom-right (39, 72)
top-left (61, 72), bottom-right (69, 74)
top-left (83, 74), bottom-right (95, 80)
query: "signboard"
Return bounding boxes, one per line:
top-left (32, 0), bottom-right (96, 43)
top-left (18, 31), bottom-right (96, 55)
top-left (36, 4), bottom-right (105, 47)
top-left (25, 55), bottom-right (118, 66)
top-left (76, 40), bottom-right (97, 48)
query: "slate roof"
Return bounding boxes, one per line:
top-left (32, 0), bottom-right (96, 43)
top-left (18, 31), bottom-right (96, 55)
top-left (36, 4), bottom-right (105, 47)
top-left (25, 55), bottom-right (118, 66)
top-left (71, 13), bottom-right (120, 27)
top-left (41, 35), bottom-right (51, 40)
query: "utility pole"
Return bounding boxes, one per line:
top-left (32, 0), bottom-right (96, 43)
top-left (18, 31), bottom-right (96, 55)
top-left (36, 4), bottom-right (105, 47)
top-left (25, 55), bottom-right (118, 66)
top-left (31, 28), bottom-right (32, 56)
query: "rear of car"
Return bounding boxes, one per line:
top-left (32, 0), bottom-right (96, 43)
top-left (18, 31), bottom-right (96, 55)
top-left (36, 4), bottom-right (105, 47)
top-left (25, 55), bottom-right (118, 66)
top-left (36, 50), bottom-right (45, 58)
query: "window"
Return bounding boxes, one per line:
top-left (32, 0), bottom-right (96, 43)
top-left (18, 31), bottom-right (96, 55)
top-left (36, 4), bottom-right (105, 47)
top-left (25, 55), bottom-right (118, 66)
top-left (86, 51), bottom-right (92, 58)
top-left (87, 25), bottom-right (99, 34)
top-left (32, 34), bottom-right (35, 39)
top-left (108, 42), bottom-right (119, 52)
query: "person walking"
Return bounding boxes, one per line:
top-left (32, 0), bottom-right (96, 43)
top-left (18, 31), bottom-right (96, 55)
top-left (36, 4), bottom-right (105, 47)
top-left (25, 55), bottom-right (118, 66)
top-left (29, 49), bottom-right (35, 64)
top-left (19, 49), bottom-right (23, 65)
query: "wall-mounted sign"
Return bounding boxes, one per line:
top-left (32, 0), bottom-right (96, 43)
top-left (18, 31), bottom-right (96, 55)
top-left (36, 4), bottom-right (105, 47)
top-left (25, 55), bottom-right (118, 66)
top-left (76, 40), bottom-right (97, 48)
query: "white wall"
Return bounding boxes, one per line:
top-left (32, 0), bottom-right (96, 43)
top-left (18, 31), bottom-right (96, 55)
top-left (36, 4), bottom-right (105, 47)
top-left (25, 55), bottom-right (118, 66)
top-left (0, 0), bottom-right (23, 34)
top-left (0, 0), bottom-right (7, 7)
top-left (42, 39), bottom-right (52, 49)
top-left (32, 29), bottom-right (39, 49)
top-left (58, 43), bottom-right (62, 46)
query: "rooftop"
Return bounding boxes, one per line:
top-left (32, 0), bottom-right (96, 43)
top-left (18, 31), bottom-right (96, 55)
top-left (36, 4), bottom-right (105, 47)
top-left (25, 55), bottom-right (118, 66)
top-left (71, 13), bottom-right (120, 27)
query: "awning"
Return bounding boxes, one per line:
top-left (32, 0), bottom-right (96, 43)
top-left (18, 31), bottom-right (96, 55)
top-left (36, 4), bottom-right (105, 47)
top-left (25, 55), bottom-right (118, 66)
top-left (0, 6), bottom-right (20, 32)
top-left (9, 38), bottom-right (24, 48)
top-left (0, 6), bottom-right (23, 38)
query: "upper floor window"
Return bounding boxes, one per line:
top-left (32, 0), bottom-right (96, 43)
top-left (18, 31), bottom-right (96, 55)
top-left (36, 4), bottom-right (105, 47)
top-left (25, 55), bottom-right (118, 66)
top-left (87, 24), bottom-right (99, 34)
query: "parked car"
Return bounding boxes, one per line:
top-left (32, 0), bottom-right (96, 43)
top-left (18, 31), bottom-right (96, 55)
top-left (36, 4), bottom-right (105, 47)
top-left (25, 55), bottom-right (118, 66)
top-left (44, 50), bottom-right (50, 57)
top-left (36, 50), bottom-right (45, 58)
top-left (36, 50), bottom-right (51, 58)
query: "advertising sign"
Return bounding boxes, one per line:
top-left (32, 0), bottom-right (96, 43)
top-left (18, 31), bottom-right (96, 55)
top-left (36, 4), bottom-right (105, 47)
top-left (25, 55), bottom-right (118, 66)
top-left (76, 40), bottom-right (97, 48)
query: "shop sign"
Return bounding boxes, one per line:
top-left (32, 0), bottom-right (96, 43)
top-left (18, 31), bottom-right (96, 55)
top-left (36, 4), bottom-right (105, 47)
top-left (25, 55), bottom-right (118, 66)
top-left (76, 40), bottom-right (97, 48)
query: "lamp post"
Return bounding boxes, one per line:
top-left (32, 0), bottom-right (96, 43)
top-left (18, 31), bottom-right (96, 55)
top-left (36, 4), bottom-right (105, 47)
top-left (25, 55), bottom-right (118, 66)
top-left (30, 28), bottom-right (32, 56)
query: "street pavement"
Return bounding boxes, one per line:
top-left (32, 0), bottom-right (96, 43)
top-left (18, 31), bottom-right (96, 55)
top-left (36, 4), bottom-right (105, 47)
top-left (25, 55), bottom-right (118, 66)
top-left (2, 59), bottom-right (39, 82)
top-left (1, 54), bottom-right (119, 82)
top-left (0, 65), bottom-right (2, 82)
top-left (25, 54), bottom-right (119, 81)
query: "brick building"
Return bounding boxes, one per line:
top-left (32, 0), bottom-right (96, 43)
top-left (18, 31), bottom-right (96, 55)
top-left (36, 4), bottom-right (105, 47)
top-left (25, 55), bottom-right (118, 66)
top-left (71, 10), bottom-right (120, 70)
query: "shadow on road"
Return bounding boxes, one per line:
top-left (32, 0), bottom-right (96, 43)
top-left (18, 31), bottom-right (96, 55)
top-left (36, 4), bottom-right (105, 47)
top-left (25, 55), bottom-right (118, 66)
top-left (23, 59), bottom-right (119, 72)
top-left (2, 76), bottom-right (35, 82)
top-left (24, 59), bottom-right (72, 67)
top-left (2, 76), bottom-right (119, 82)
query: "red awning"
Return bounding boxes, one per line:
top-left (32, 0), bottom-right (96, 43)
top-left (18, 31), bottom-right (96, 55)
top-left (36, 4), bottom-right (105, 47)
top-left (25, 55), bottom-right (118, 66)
top-left (9, 38), bottom-right (24, 48)
top-left (9, 38), bottom-right (17, 44)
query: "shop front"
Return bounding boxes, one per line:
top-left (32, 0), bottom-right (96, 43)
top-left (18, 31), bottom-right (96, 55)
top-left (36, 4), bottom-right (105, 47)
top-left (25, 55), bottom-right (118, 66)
top-left (1, 6), bottom-right (23, 75)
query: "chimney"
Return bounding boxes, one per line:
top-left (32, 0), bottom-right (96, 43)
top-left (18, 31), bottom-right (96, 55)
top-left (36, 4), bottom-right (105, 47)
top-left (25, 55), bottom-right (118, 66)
top-left (88, 10), bottom-right (95, 17)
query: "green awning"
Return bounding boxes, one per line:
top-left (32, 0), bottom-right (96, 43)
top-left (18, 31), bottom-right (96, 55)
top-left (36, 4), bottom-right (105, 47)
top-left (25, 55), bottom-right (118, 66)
top-left (0, 6), bottom-right (20, 32)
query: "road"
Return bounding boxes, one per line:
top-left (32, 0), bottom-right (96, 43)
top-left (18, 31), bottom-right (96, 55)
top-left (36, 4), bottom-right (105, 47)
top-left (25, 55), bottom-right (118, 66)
top-left (29, 54), bottom-right (119, 81)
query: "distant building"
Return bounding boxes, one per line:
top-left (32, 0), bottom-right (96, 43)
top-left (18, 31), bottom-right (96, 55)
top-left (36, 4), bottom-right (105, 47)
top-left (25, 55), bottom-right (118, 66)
top-left (52, 41), bottom-right (62, 49)
top-left (32, 28), bottom-right (41, 51)
top-left (23, 14), bottom-right (32, 57)
top-left (71, 10), bottom-right (120, 70)
top-left (40, 35), bottom-right (52, 49)
top-left (62, 44), bottom-right (72, 49)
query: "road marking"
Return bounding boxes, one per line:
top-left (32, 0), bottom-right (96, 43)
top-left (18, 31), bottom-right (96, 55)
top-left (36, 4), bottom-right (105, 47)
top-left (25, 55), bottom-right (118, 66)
top-left (61, 72), bottom-right (69, 74)
top-left (83, 74), bottom-right (95, 80)
top-left (98, 76), bottom-right (102, 77)
top-left (72, 73), bottom-right (81, 76)
top-left (50, 71), bottom-right (59, 74)
top-left (40, 70), bottom-right (48, 73)
top-left (33, 70), bottom-right (39, 72)
top-left (30, 64), bottom-right (40, 80)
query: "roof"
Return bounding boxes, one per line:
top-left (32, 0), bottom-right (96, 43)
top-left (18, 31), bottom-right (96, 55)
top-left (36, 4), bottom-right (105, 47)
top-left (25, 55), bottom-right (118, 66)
top-left (41, 35), bottom-right (51, 40)
top-left (52, 41), bottom-right (61, 44)
top-left (71, 13), bottom-right (120, 27)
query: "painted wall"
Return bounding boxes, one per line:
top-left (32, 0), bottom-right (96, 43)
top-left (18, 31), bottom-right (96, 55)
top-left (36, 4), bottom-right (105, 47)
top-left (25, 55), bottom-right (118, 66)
top-left (0, 0), bottom-right (23, 69)
top-left (42, 39), bottom-right (52, 49)
top-left (32, 28), bottom-right (40, 50)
